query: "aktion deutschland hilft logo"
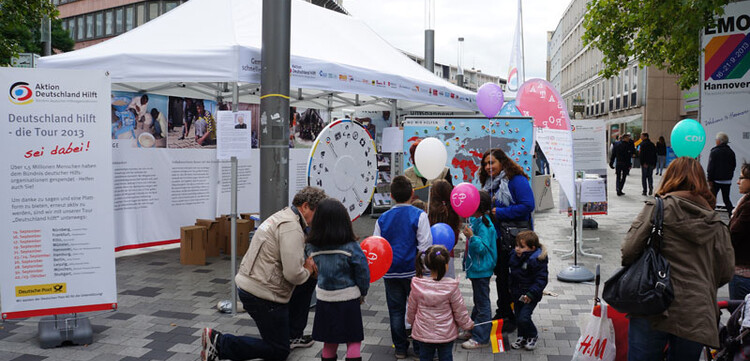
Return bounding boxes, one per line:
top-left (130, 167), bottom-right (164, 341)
top-left (9, 81), bottom-right (33, 105)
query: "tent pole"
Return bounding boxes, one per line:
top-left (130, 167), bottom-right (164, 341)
top-left (230, 82), bottom-right (239, 315)
top-left (391, 99), bottom-right (398, 182)
top-left (327, 94), bottom-right (333, 122)
top-left (259, 0), bottom-right (291, 221)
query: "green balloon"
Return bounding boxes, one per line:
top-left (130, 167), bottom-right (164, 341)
top-left (670, 118), bottom-right (706, 158)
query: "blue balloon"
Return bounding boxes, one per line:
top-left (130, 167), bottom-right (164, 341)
top-left (670, 118), bottom-right (706, 158)
top-left (430, 223), bottom-right (456, 251)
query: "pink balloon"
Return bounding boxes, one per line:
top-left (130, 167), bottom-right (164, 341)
top-left (476, 83), bottom-right (504, 118)
top-left (515, 78), bottom-right (571, 131)
top-left (450, 182), bottom-right (480, 218)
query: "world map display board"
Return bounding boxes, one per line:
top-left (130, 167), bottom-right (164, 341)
top-left (402, 117), bottom-right (534, 188)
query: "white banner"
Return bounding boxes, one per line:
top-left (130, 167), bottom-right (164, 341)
top-left (700, 1), bottom-right (750, 206)
top-left (506, 0), bottom-right (525, 99)
top-left (1, 68), bottom-right (116, 319)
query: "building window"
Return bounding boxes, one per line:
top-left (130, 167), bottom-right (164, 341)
top-left (164, 1), bottom-right (180, 12)
top-left (136, 4), bottom-right (145, 26)
top-left (85, 14), bottom-right (94, 39)
top-left (149, 3), bottom-right (160, 21)
top-left (105, 10), bottom-right (114, 36)
top-left (76, 17), bottom-right (84, 40)
top-left (95, 12), bottom-right (103, 37)
top-left (115, 8), bottom-right (124, 34)
top-left (125, 6), bottom-right (134, 31)
top-left (632, 66), bottom-right (638, 90)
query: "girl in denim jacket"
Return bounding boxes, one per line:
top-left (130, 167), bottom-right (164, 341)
top-left (307, 199), bottom-right (371, 361)
top-left (460, 190), bottom-right (498, 349)
top-left (407, 245), bottom-right (474, 361)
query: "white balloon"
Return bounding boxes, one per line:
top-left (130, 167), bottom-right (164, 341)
top-left (414, 137), bottom-right (448, 180)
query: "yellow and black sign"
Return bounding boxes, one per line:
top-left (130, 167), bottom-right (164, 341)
top-left (15, 283), bottom-right (66, 297)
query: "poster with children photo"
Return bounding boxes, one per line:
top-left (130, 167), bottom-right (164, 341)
top-left (111, 91), bottom-right (168, 148)
top-left (166, 97), bottom-right (218, 149)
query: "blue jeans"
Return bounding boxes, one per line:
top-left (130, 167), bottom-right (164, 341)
top-left (730, 275), bottom-right (750, 300)
top-left (217, 288), bottom-right (290, 361)
top-left (469, 277), bottom-right (492, 344)
top-left (514, 300), bottom-right (538, 338)
top-left (418, 341), bottom-right (453, 361)
top-left (627, 317), bottom-right (703, 361)
top-left (384, 278), bottom-right (418, 355)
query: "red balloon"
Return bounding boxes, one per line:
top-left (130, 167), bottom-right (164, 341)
top-left (360, 236), bottom-right (393, 283)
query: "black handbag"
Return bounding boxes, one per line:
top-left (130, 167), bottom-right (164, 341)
top-left (602, 197), bottom-right (674, 315)
top-left (497, 220), bottom-right (531, 253)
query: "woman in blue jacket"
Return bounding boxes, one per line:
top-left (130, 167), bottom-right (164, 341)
top-left (478, 148), bottom-right (535, 330)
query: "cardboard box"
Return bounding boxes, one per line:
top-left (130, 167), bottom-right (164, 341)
top-left (236, 219), bottom-right (252, 257)
top-left (215, 215), bottom-right (233, 254)
top-left (195, 219), bottom-right (220, 257)
top-left (180, 226), bottom-right (207, 265)
top-left (240, 213), bottom-right (259, 230)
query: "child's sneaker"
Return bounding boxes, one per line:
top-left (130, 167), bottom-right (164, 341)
top-left (510, 336), bottom-right (526, 349)
top-left (524, 336), bottom-right (538, 350)
top-left (460, 339), bottom-right (488, 349)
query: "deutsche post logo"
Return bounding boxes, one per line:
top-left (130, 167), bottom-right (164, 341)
top-left (9, 81), bottom-right (33, 105)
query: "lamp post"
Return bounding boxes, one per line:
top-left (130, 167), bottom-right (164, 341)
top-left (424, 0), bottom-right (435, 73)
top-left (456, 37), bottom-right (464, 88)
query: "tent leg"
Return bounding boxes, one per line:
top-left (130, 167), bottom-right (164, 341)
top-left (230, 82), bottom-right (239, 315)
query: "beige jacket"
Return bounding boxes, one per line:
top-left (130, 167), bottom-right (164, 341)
top-left (621, 191), bottom-right (734, 348)
top-left (235, 207), bottom-right (311, 303)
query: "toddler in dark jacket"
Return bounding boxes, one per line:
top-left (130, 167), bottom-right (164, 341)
top-left (508, 231), bottom-right (548, 351)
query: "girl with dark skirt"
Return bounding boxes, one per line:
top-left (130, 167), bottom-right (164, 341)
top-left (307, 198), bottom-right (371, 361)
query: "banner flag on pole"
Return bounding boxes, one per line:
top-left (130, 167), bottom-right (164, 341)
top-left (506, 0), bottom-right (525, 99)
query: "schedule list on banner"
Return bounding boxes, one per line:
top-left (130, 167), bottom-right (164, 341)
top-left (0, 68), bottom-right (117, 319)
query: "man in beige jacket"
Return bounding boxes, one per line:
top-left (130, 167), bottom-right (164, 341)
top-left (200, 187), bottom-right (327, 361)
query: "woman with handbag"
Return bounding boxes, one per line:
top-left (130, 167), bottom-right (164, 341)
top-left (478, 148), bottom-right (535, 331)
top-left (621, 157), bottom-right (734, 361)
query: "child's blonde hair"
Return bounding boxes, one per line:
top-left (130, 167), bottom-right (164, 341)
top-left (415, 245), bottom-right (450, 281)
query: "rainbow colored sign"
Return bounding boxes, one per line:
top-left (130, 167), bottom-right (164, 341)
top-left (704, 33), bottom-right (750, 81)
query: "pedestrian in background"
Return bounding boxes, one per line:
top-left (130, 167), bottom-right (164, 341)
top-left (610, 133), bottom-right (636, 196)
top-left (707, 132), bottom-right (737, 215)
top-left (639, 132), bottom-right (657, 196)
top-left (656, 136), bottom-right (667, 175)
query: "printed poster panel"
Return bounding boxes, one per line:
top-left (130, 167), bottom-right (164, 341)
top-left (566, 120), bottom-right (609, 215)
top-left (700, 1), bottom-right (750, 206)
top-left (216, 110), bottom-right (253, 160)
top-left (0, 68), bottom-right (116, 319)
top-left (402, 117), bottom-right (534, 189)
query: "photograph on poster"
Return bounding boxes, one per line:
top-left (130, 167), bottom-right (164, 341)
top-left (353, 110), bottom-right (392, 143)
top-left (111, 91), bottom-right (168, 148)
top-left (227, 103), bottom-right (260, 148)
top-left (291, 107), bottom-right (328, 148)
top-left (166, 96), bottom-right (218, 149)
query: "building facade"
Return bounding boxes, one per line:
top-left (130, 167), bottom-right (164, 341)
top-left (547, 0), bottom-right (692, 141)
top-left (53, 0), bottom-right (500, 91)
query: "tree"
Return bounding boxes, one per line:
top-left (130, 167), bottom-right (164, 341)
top-left (1, 0), bottom-right (74, 65)
top-left (582, 0), bottom-right (731, 89)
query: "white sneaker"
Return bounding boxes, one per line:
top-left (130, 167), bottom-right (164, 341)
top-left (524, 336), bottom-right (538, 350)
top-left (461, 339), bottom-right (488, 349)
top-left (510, 336), bottom-right (526, 350)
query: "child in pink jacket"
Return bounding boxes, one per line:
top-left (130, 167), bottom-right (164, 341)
top-left (407, 245), bottom-right (474, 361)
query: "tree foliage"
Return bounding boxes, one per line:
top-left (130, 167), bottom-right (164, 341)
top-left (1, 0), bottom-right (73, 65)
top-left (582, 0), bottom-right (731, 89)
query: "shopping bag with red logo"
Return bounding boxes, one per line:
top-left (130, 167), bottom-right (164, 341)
top-left (571, 301), bottom-right (616, 361)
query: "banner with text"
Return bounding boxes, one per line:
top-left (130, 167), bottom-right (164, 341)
top-left (700, 1), bottom-right (750, 206)
top-left (1, 68), bottom-right (116, 319)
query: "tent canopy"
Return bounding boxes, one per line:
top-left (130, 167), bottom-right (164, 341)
top-left (39, 0), bottom-right (478, 112)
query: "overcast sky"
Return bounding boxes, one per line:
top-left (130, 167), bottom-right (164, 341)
top-left (343, 0), bottom-right (571, 81)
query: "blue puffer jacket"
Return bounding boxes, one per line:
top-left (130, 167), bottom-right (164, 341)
top-left (508, 246), bottom-right (548, 302)
top-left (463, 215), bottom-right (497, 279)
top-left (309, 241), bottom-right (370, 302)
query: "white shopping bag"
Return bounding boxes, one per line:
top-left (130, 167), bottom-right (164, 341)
top-left (571, 301), bottom-right (616, 361)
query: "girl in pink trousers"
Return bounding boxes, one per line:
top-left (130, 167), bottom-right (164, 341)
top-left (407, 245), bottom-right (474, 361)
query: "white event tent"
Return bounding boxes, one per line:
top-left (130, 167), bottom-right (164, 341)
top-left (38, 0), bottom-right (478, 113)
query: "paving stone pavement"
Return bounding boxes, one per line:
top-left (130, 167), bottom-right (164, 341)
top-left (0, 167), bottom-right (731, 361)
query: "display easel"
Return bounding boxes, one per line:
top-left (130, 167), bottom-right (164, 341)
top-left (556, 172), bottom-right (596, 282)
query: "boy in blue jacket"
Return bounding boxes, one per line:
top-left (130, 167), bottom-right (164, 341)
top-left (373, 175), bottom-right (432, 359)
top-left (508, 231), bottom-right (548, 351)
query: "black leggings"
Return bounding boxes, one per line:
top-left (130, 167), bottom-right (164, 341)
top-left (494, 242), bottom-right (515, 322)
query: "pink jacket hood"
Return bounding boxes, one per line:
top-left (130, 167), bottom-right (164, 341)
top-left (406, 276), bottom-right (474, 343)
